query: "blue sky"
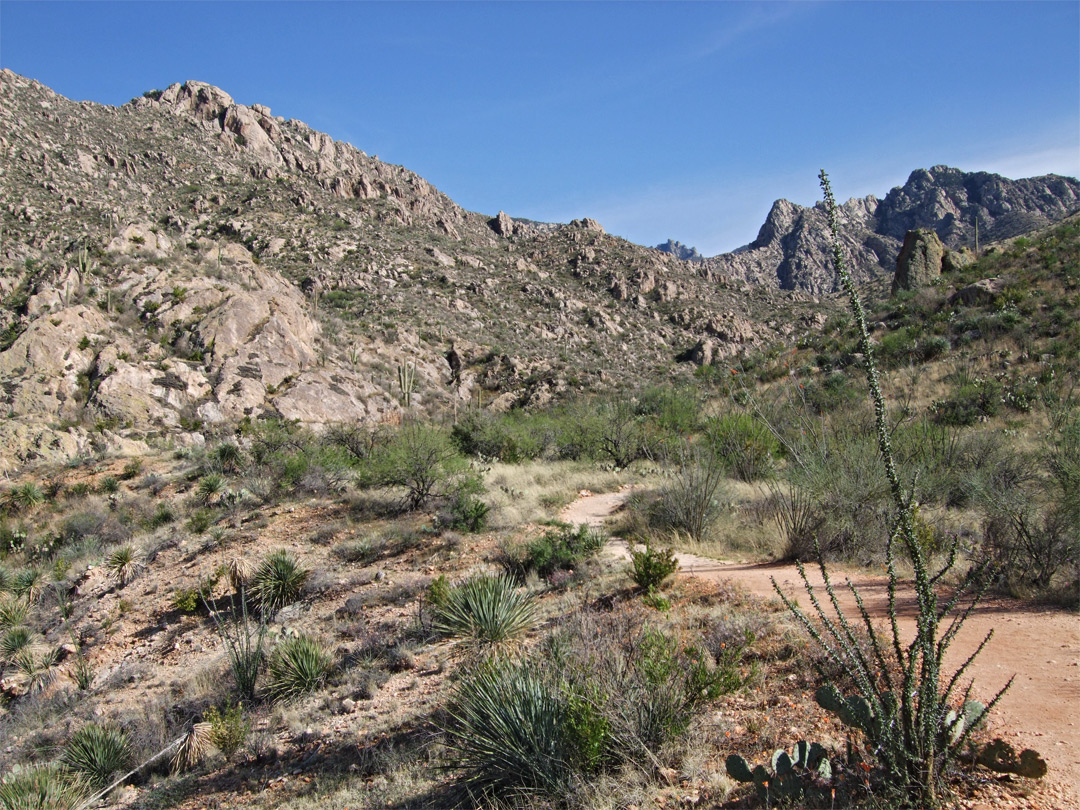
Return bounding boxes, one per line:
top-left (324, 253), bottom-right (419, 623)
top-left (2, 1), bottom-right (1077, 255)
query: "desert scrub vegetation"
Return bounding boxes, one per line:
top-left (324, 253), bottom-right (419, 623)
top-left (443, 603), bottom-right (754, 804)
top-left (429, 573), bottom-right (538, 645)
top-left (767, 172), bottom-right (1015, 807)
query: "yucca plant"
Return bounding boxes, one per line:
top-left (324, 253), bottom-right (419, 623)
top-left (443, 660), bottom-right (571, 798)
top-left (170, 722), bottom-right (212, 774)
top-left (250, 550), bottom-right (308, 617)
top-left (105, 546), bottom-right (142, 587)
top-left (214, 442), bottom-right (244, 472)
top-left (5, 482), bottom-right (45, 514)
top-left (0, 626), bottom-right (34, 660)
top-left (0, 596), bottom-right (29, 629)
top-left (225, 556), bottom-right (253, 592)
top-left (0, 763), bottom-right (89, 810)
top-left (62, 723), bottom-right (132, 790)
top-left (432, 574), bottom-right (538, 645)
top-left (0, 565), bottom-right (11, 593)
top-left (11, 569), bottom-right (44, 604)
top-left (195, 473), bottom-right (225, 505)
top-left (265, 633), bottom-right (332, 702)
top-left (13, 645), bottom-right (60, 693)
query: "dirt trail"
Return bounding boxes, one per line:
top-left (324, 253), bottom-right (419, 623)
top-left (561, 489), bottom-right (1080, 805)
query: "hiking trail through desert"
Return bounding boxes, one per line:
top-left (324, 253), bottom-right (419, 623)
top-left (560, 487), bottom-right (1080, 806)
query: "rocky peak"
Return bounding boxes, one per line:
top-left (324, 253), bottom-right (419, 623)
top-left (655, 239), bottom-right (704, 262)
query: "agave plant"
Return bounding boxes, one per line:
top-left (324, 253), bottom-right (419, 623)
top-left (432, 574), bottom-right (538, 645)
top-left (196, 473), bottom-right (226, 505)
top-left (250, 550), bottom-right (308, 617)
top-left (0, 626), bottom-right (35, 661)
top-left (0, 595), bottom-right (29, 629)
top-left (5, 482), bottom-right (46, 514)
top-left (265, 633), bottom-right (332, 702)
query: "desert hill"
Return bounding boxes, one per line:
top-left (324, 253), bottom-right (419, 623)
top-left (1, 70), bottom-right (1078, 469)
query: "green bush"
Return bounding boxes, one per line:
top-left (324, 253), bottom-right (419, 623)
top-left (444, 494), bottom-right (490, 533)
top-left (363, 424), bottom-right (472, 510)
top-left (500, 522), bottom-right (603, 582)
top-left (205, 702), bottom-right (249, 759)
top-left (707, 413), bottom-right (778, 481)
top-left (62, 723), bottom-right (131, 789)
top-left (432, 574), bottom-right (537, 645)
top-left (266, 634), bottom-right (332, 702)
top-left (250, 550), bottom-right (308, 617)
top-left (652, 444), bottom-right (728, 541)
top-left (628, 540), bottom-right (678, 593)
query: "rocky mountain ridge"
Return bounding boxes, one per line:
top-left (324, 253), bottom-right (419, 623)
top-left (705, 166), bottom-right (1080, 293)
top-left (1, 70), bottom-right (1078, 470)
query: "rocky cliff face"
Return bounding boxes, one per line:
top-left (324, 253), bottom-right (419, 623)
top-left (704, 166), bottom-right (1079, 293)
top-left (0, 71), bottom-right (811, 469)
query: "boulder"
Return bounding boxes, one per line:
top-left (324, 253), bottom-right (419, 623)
top-left (676, 339), bottom-right (716, 367)
top-left (893, 229), bottom-right (944, 293)
top-left (490, 210), bottom-right (515, 236)
top-left (942, 247), bottom-right (976, 274)
top-left (950, 277), bottom-right (1008, 307)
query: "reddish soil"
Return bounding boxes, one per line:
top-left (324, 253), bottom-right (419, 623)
top-left (563, 490), bottom-right (1080, 808)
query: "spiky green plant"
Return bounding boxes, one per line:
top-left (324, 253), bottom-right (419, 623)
top-left (443, 660), bottom-right (571, 798)
top-left (0, 763), bottom-right (89, 810)
top-left (5, 482), bottom-right (45, 514)
top-left (265, 634), bottom-right (332, 702)
top-left (62, 723), bottom-right (132, 790)
top-left (13, 644), bottom-right (60, 693)
top-left (214, 442), bottom-right (243, 472)
top-left (195, 473), bottom-right (225, 505)
top-left (432, 574), bottom-right (538, 645)
top-left (250, 551), bottom-right (308, 617)
top-left (105, 546), bottom-right (142, 587)
top-left (0, 565), bottom-right (11, 593)
top-left (0, 596), bottom-right (29, 629)
top-left (11, 569), bottom-right (44, 604)
top-left (98, 476), bottom-right (120, 495)
top-left (772, 172), bottom-right (1010, 807)
top-left (0, 626), bottom-right (34, 660)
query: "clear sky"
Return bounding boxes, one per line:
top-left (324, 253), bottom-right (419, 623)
top-left (2, 1), bottom-right (1077, 255)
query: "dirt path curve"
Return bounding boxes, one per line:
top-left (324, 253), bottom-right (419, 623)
top-left (561, 488), bottom-right (1080, 805)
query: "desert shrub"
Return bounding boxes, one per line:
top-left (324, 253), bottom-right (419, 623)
top-left (265, 634), bottom-right (332, 702)
top-left (450, 411), bottom-right (545, 463)
top-left (595, 399), bottom-right (649, 468)
top-left (651, 444), bottom-right (728, 541)
top-left (706, 413), bottom-right (778, 482)
top-left (443, 493), bottom-right (490, 533)
top-left (431, 574), bottom-right (537, 645)
top-left (628, 539), bottom-right (678, 593)
top-left (363, 423), bottom-right (473, 510)
top-left (185, 509), bottom-right (213, 534)
top-left (331, 536), bottom-right (381, 564)
top-left (98, 476), bottom-right (120, 495)
top-left (444, 607), bottom-right (748, 803)
top-left (146, 502), bottom-right (174, 529)
top-left (207, 590), bottom-right (265, 700)
top-left (930, 378), bottom-right (1002, 426)
top-left (62, 723), bottom-right (132, 789)
top-left (195, 473), bottom-right (225, 505)
top-left (499, 522), bottom-right (603, 582)
top-left (205, 702), bottom-right (249, 759)
top-left (0, 763), bottom-right (89, 810)
top-left (250, 550), bottom-right (308, 617)
top-left (119, 459), bottom-right (143, 481)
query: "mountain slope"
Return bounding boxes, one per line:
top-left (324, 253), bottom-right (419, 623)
top-left (706, 166), bottom-right (1079, 293)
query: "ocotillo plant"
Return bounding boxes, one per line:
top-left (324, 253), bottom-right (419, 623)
top-left (771, 171), bottom-right (1012, 807)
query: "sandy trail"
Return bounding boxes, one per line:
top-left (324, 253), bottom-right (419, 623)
top-left (561, 488), bottom-right (1080, 805)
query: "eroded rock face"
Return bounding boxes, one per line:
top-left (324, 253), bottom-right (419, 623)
top-left (702, 167), bottom-right (1079, 292)
top-left (893, 229), bottom-right (944, 293)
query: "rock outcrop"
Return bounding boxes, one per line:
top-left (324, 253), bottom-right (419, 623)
top-left (893, 229), bottom-right (945, 293)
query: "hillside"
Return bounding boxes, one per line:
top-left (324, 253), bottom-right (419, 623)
top-left (0, 72), bottom-right (1078, 810)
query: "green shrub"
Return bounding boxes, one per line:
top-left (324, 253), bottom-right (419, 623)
top-left (649, 443), bottom-right (728, 541)
top-left (119, 459), bottom-right (143, 481)
top-left (500, 522), bottom-right (603, 582)
top-left (98, 476), bottom-right (120, 495)
top-left (62, 723), bottom-right (131, 789)
top-left (105, 546), bottom-right (142, 587)
top-left (266, 634), bottom-right (332, 702)
top-left (4, 482), bottom-right (45, 514)
top-left (930, 379), bottom-right (1002, 426)
top-left (205, 702), bottom-right (249, 759)
top-left (147, 502), bottom-right (174, 529)
top-left (445, 494), bottom-right (490, 533)
top-left (363, 424), bottom-right (472, 510)
top-left (706, 413), bottom-right (777, 482)
top-left (628, 540), bottom-right (678, 593)
top-left (250, 550), bottom-right (308, 617)
top-left (432, 574), bottom-right (537, 645)
top-left (185, 509), bottom-right (213, 534)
